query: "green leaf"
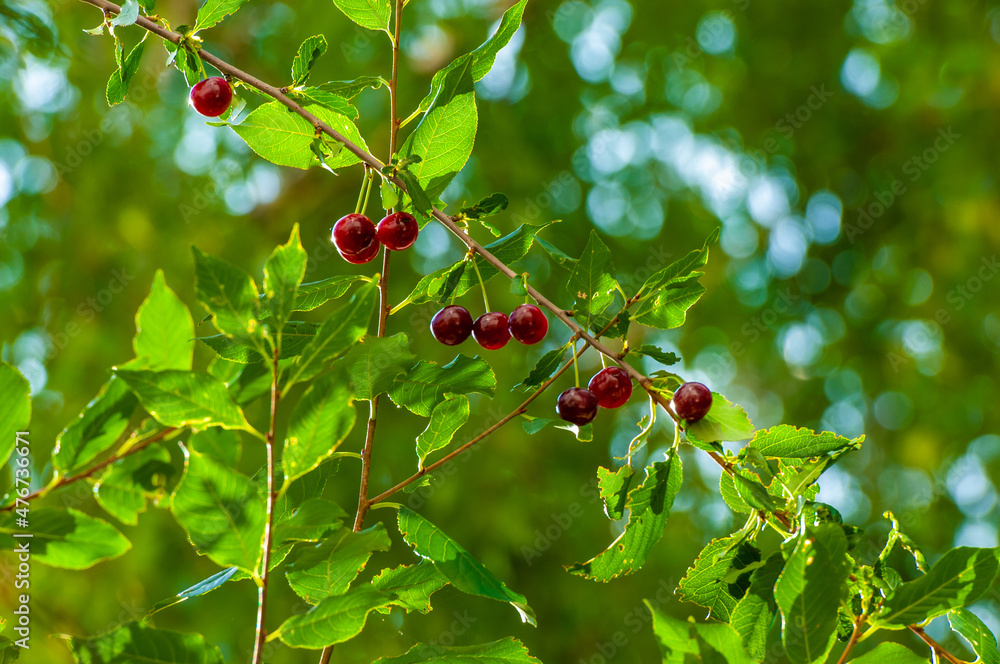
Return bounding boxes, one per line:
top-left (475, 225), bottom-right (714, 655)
top-left (597, 465), bottom-right (633, 521)
top-left (677, 535), bottom-right (762, 622)
top-left (171, 449), bottom-right (265, 571)
top-left (195, 0), bottom-right (251, 31)
top-left (398, 222), bottom-right (553, 309)
top-left (460, 193), bottom-right (509, 220)
top-left (647, 607), bottom-right (754, 664)
top-left (228, 101), bottom-right (368, 170)
top-left (685, 393), bottom-right (755, 443)
top-left (733, 472), bottom-right (781, 512)
top-left (295, 88), bottom-right (358, 119)
top-left (286, 282), bottom-right (377, 388)
top-left (730, 552), bottom-right (784, 660)
top-left (637, 227), bottom-right (720, 295)
top-left (846, 643), bottom-right (931, 664)
top-left (630, 344), bottom-right (680, 366)
top-left (188, 427), bottom-right (241, 466)
top-left (567, 230), bottom-right (617, 327)
top-left (342, 333), bottom-right (416, 400)
top-left (283, 374), bottom-right (357, 483)
top-left (416, 393), bottom-right (469, 467)
top-left (332, 0), bottom-right (391, 33)
top-left (115, 369), bottom-right (251, 431)
top-left (274, 586), bottom-right (390, 649)
top-left (400, 54), bottom-right (477, 204)
top-left (262, 275), bottom-right (366, 316)
top-left (875, 547), bottom-right (1000, 628)
top-left (397, 508), bottom-right (536, 625)
top-left (107, 38), bottom-right (145, 106)
top-left (0, 362), bottom-right (30, 468)
top-left (372, 637), bottom-right (542, 663)
top-left (68, 623), bottom-right (223, 664)
top-left (419, 0), bottom-right (529, 111)
top-left (273, 497), bottom-right (348, 545)
top-left (192, 246), bottom-right (264, 352)
top-left (370, 563), bottom-right (450, 614)
top-left (318, 76), bottom-right (386, 99)
top-left (567, 452), bottom-right (683, 581)
top-left (435, 261), bottom-right (468, 304)
top-left (513, 345), bottom-right (569, 391)
top-left (264, 224), bottom-right (308, 330)
top-left (110, 0), bottom-right (140, 27)
top-left (163, 38), bottom-right (200, 86)
top-left (291, 35), bottom-right (327, 86)
top-left (775, 524), bottom-right (851, 664)
top-left (94, 445), bottom-right (174, 526)
top-left (388, 355), bottom-right (496, 417)
top-left (286, 524), bottom-right (392, 604)
top-left (147, 567), bottom-right (240, 617)
top-left (631, 278), bottom-right (707, 330)
top-left (949, 608), bottom-right (1000, 664)
top-left (199, 321), bottom-right (320, 364)
top-left (0, 508), bottom-right (130, 570)
top-left (536, 237), bottom-right (578, 269)
top-left (53, 377), bottom-right (135, 474)
top-left (126, 270), bottom-right (194, 371)
top-left (747, 424), bottom-right (864, 459)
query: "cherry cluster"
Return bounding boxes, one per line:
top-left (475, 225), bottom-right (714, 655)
top-left (556, 378), bottom-right (713, 429)
top-left (332, 212), bottom-right (419, 263)
top-left (190, 77), bottom-right (233, 117)
top-left (430, 304), bottom-right (548, 350)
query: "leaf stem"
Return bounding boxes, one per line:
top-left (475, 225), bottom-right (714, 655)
top-left (835, 617), bottom-right (865, 664)
top-left (908, 625), bottom-right (967, 664)
top-left (251, 344), bottom-right (281, 664)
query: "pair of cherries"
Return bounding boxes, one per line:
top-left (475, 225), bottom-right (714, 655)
top-left (332, 212), bottom-right (419, 264)
top-left (430, 304), bottom-right (548, 350)
top-left (556, 379), bottom-right (713, 428)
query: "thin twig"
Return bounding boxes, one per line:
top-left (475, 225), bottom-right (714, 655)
top-left (836, 618), bottom-right (864, 664)
top-left (0, 426), bottom-right (176, 512)
top-left (252, 344), bottom-right (282, 664)
top-left (909, 625), bottom-right (967, 664)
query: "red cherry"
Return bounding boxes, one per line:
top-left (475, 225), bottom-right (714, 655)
top-left (341, 239), bottom-right (381, 264)
top-left (332, 214), bottom-right (379, 260)
top-left (472, 312), bottom-right (511, 350)
top-left (556, 387), bottom-right (599, 426)
top-left (430, 305), bottom-right (473, 346)
top-left (673, 382), bottom-right (713, 422)
top-left (588, 367), bottom-right (632, 409)
top-left (376, 212), bottom-right (419, 251)
top-left (190, 77), bottom-right (233, 117)
top-left (508, 304), bottom-right (548, 345)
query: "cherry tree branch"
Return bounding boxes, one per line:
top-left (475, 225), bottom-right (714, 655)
top-left (908, 625), bottom-right (967, 664)
top-left (0, 426), bottom-right (177, 513)
top-left (251, 345), bottom-right (281, 664)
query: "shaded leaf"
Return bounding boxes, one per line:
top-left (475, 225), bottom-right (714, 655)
top-left (677, 535), bottom-right (762, 622)
top-left (731, 552), bottom-right (784, 660)
top-left (416, 393), bottom-right (470, 467)
top-left (286, 524), bottom-right (391, 604)
top-left (685, 393), bottom-right (755, 444)
top-left (68, 623), bottom-right (223, 664)
top-left (0, 508), bottom-right (130, 570)
top-left (283, 374), bottom-right (357, 482)
top-left (388, 355), bottom-right (496, 417)
top-left (370, 563), bottom-right (450, 614)
top-left (514, 346), bottom-right (569, 391)
top-left (291, 35), bottom-right (327, 86)
top-left (94, 445), bottom-right (174, 526)
top-left (115, 369), bottom-right (251, 431)
top-left (372, 637), bottom-right (542, 663)
top-left (274, 586), bottom-right (390, 648)
top-left (342, 333), bottom-right (416, 400)
top-left (0, 362), bottom-right (31, 468)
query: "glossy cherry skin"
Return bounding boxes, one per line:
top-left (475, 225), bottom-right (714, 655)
top-left (673, 382), bottom-right (713, 422)
top-left (588, 367), bottom-right (633, 409)
top-left (508, 304), bottom-right (548, 345)
top-left (556, 387), bottom-right (599, 426)
top-left (430, 305), bottom-right (473, 346)
top-left (472, 312), bottom-right (511, 350)
top-left (190, 77), bottom-right (233, 117)
top-left (341, 239), bottom-right (381, 264)
top-left (332, 214), bottom-right (378, 258)
top-left (376, 212), bottom-right (419, 251)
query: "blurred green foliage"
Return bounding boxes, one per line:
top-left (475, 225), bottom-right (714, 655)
top-left (1, 0), bottom-right (999, 661)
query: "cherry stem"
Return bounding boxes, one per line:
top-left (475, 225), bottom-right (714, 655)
top-left (572, 339), bottom-right (581, 387)
top-left (471, 257), bottom-right (490, 312)
top-left (360, 168), bottom-right (375, 216)
top-left (353, 170), bottom-right (368, 214)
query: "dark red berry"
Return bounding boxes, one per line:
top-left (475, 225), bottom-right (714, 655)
top-left (588, 367), bottom-right (632, 409)
top-left (508, 304), bottom-right (548, 345)
top-left (430, 305), bottom-right (473, 346)
top-left (472, 312), bottom-right (511, 350)
top-left (332, 214), bottom-right (379, 259)
top-left (341, 239), bottom-right (380, 264)
top-left (190, 77), bottom-right (233, 117)
top-left (376, 212), bottom-right (419, 251)
top-left (556, 387), bottom-right (599, 426)
top-left (673, 382), bottom-right (713, 422)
